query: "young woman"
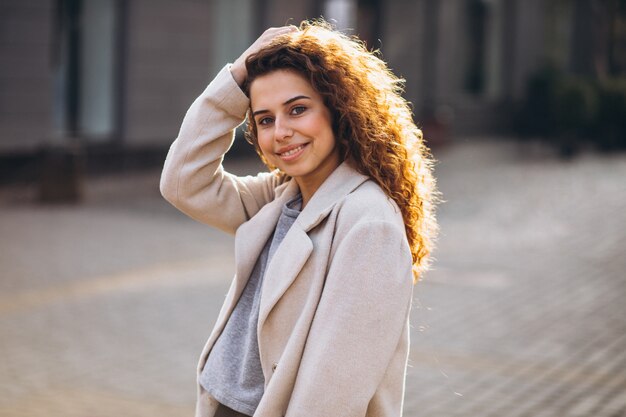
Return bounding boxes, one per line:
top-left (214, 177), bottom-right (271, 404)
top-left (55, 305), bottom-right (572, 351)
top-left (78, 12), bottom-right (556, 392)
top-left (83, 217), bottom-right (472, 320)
top-left (160, 21), bottom-right (438, 417)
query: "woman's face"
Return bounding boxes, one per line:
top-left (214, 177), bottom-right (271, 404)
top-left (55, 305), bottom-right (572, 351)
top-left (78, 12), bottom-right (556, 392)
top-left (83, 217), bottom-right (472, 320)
top-left (250, 69), bottom-right (340, 195)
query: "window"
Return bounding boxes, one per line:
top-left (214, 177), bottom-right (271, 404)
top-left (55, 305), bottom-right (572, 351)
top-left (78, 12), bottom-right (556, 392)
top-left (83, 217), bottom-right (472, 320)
top-left (53, 0), bottom-right (121, 141)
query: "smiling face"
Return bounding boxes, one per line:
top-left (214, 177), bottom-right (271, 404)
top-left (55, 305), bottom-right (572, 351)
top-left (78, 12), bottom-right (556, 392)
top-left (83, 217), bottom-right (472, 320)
top-left (249, 69), bottom-right (341, 202)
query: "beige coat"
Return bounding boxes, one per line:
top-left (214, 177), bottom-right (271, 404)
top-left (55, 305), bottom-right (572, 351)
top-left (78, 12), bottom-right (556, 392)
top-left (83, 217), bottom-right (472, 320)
top-left (160, 66), bottom-right (414, 417)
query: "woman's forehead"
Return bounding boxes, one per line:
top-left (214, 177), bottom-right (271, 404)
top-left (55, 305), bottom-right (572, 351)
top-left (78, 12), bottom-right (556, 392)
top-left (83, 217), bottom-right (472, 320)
top-left (250, 69), bottom-right (319, 108)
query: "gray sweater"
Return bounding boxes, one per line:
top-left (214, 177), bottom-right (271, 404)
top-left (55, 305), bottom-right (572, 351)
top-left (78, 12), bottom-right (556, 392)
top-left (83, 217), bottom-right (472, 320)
top-left (199, 194), bottom-right (302, 416)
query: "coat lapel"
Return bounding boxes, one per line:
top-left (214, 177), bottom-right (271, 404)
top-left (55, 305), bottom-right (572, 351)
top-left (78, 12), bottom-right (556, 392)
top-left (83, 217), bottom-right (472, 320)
top-left (232, 180), bottom-right (300, 301)
top-left (257, 161), bottom-right (369, 330)
top-left (257, 225), bottom-right (313, 330)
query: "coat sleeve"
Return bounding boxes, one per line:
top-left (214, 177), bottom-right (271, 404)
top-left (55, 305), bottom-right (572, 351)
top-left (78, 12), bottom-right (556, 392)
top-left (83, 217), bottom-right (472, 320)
top-left (286, 220), bottom-right (414, 417)
top-left (159, 65), bottom-right (282, 235)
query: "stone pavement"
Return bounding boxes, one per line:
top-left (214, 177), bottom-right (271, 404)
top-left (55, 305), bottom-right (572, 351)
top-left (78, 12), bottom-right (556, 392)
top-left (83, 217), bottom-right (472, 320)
top-left (0, 139), bottom-right (625, 417)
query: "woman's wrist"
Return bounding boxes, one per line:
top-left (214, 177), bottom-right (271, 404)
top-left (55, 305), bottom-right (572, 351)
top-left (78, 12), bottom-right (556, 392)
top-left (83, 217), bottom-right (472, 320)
top-left (229, 60), bottom-right (247, 88)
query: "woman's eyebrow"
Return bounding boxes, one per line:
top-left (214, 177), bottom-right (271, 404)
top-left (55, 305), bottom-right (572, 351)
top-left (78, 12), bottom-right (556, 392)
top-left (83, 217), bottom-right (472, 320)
top-left (283, 95), bottom-right (310, 105)
top-left (252, 95), bottom-right (311, 118)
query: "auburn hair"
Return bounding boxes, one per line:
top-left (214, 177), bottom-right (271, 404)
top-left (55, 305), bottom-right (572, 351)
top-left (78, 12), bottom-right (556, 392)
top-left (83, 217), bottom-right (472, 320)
top-left (243, 20), bottom-right (439, 281)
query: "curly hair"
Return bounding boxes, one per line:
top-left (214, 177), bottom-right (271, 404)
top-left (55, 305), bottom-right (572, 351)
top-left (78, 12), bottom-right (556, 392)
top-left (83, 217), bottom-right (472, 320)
top-left (243, 20), bottom-right (439, 281)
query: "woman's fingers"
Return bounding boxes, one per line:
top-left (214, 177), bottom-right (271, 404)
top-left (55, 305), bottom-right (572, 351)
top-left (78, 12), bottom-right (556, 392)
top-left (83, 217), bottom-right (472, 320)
top-left (230, 25), bottom-right (299, 87)
top-left (251, 26), bottom-right (298, 55)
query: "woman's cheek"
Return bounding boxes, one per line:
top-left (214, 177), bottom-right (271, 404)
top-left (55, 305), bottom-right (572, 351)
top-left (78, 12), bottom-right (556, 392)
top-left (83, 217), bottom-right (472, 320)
top-left (257, 133), bottom-right (274, 160)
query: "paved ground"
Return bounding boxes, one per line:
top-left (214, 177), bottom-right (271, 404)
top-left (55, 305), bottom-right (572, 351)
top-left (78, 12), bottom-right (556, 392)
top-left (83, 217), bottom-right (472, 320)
top-left (0, 139), bottom-right (625, 417)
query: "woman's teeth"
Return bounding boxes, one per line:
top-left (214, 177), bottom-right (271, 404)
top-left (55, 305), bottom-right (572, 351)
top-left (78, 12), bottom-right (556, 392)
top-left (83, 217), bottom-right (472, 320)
top-left (280, 145), bottom-right (304, 156)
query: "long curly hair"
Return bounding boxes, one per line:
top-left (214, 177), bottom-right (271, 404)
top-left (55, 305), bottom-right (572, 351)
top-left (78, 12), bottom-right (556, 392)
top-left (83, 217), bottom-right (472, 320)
top-left (243, 20), bottom-right (439, 281)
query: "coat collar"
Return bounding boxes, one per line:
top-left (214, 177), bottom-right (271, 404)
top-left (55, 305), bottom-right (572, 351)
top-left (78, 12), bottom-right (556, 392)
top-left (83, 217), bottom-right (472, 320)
top-left (235, 159), bottom-right (369, 287)
top-left (257, 161), bottom-right (369, 347)
top-left (229, 161), bottom-right (370, 362)
top-left (288, 160), bottom-right (370, 231)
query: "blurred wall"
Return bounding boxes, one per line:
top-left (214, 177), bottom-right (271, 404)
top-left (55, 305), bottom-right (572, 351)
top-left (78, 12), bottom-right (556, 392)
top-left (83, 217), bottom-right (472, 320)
top-left (0, 0), bottom-right (603, 162)
top-left (124, 0), bottom-right (214, 146)
top-left (0, 1), bottom-right (55, 153)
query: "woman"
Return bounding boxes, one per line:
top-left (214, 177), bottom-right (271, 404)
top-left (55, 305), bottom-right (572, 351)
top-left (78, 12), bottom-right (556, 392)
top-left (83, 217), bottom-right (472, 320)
top-left (160, 21), bottom-right (438, 417)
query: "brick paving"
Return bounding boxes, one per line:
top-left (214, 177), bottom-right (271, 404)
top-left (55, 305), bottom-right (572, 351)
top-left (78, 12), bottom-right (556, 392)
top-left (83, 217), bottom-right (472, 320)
top-left (0, 139), bottom-right (625, 417)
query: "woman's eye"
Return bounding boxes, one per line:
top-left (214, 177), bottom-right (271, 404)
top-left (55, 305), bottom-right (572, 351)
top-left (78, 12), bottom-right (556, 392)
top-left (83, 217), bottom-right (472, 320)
top-left (291, 106), bottom-right (306, 115)
top-left (258, 117), bottom-right (273, 126)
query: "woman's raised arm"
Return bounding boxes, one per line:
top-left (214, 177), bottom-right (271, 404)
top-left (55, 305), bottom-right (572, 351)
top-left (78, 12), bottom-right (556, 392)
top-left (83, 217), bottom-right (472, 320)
top-left (159, 26), bottom-right (298, 234)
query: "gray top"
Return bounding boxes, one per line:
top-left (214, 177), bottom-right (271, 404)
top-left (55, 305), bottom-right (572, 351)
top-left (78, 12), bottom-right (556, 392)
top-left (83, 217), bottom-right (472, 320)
top-left (199, 194), bottom-right (302, 416)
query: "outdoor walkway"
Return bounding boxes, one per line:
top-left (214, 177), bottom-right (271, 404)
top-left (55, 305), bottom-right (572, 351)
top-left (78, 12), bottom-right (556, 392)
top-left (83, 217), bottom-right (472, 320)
top-left (1, 139), bottom-right (625, 417)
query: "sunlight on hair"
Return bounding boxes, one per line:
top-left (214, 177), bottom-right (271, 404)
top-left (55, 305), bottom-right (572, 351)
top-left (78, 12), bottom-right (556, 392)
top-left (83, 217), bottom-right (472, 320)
top-left (244, 19), bottom-right (440, 282)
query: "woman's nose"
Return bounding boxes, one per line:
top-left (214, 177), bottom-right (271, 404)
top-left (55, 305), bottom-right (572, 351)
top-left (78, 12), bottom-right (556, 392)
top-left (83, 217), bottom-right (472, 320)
top-left (274, 117), bottom-right (293, 141)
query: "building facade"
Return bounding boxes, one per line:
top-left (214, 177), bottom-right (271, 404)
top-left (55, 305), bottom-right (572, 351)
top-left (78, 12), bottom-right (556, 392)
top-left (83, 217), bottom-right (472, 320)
top-left (0, 0), bottom-right (603, 168)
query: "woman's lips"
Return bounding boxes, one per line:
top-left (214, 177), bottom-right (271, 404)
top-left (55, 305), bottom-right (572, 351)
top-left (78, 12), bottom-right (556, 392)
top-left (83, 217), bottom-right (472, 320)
top-left (277, 143), bottom-right (308, 161)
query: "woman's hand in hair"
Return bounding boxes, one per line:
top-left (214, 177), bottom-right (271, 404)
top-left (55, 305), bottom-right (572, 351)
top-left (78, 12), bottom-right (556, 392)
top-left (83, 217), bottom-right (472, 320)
top-left (230, 26), bottom-right (299, 87)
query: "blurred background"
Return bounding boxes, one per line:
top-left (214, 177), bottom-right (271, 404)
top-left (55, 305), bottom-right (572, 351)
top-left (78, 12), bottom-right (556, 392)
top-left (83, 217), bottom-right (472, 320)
top-left (1, 0), bottom-right (625, 416)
